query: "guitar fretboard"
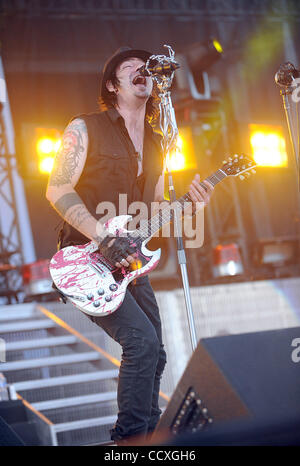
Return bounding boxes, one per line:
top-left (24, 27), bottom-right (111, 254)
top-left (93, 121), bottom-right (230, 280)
top-left (135, 169), bottom-right (227, 240)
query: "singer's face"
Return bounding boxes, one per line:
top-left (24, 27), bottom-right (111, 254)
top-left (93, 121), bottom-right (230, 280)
top-left (114, 57), bottom-right (153, 102)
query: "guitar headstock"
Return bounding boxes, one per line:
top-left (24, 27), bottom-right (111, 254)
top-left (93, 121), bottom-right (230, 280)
top-left (221, 154), bottom-right (257, 180)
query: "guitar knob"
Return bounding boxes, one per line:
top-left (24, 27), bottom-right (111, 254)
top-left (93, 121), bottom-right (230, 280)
top-left (109, 284), bottom-right (118, 292)
top-left (93, 301), bottom-right (100, 307)
top-left (97, 288), bottom-right (105, 296)
top-left (87, 293), bottom-right (94, 300)
top-left (105, 295), bottom-right (112, 302)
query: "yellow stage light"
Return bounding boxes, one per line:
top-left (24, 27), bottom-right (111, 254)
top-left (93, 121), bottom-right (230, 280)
top-left (38, 156), bottom-right (55, 174)
top-left (36, 137), bottom-right (61, 156)
top-left (167, 135), bottom-right (186, 172)
top-left (168, 149), bottom-right (186, 172)
top-left (249, 124), bottom-right (288, 167)
top-left (213, 39), bottom-right (223, 54)
top-left (165, 130), bottom-right (197, 173)
top-left (36, 138), bottom-right (55, 155)
top-left (35, 128), bottom-right (62, 175)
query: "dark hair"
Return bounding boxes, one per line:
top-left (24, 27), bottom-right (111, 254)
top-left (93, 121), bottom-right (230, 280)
top-left (98, 70), bottom-right (160, 125)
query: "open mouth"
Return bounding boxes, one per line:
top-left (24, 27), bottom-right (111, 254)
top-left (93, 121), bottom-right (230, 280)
top-left (132, 75), bottom-right (147, 86)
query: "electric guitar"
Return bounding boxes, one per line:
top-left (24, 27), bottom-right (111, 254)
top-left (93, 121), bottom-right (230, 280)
top-left (49, 155), bottom-right (256, 317)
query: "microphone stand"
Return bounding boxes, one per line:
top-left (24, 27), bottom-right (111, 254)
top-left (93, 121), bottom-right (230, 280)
top-left (146, 45), bottom-right (198, 351)
top-left (281, 88), bottom-right (300, 191)
top-left (275, 62), bottom-right (300, 260)
top-left (275, 62), bottom-right (300, 191)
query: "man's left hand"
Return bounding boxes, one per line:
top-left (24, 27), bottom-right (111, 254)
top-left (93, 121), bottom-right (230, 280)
top-left (188, 174), bottom-right (214, 211)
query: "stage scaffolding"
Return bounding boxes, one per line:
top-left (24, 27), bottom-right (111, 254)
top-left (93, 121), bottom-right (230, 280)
top-left (0, 57), bottom-right (35, 303)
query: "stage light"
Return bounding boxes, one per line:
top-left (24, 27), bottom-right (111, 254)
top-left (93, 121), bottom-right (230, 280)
top-left (168, 135), bottom-right (186, 172)
top-left (168, 150), bottom-right (186, 172)
top-left (38, 156), bottom-right (55, 174)
top-left (175, 38), bottom-right (223, 101)
top-left (249, 124), bottom-right (288, 167)
top-left (36, 137), bottom-right (61, 157)
top-left (212, 243), bottom-right (244, 278)
top-left (212, 39), bottom-right (223, 54)
top-left (35, 128), bottom-right (62, 175)
top-left (37, 138), bottom-right (55, 155)
top-left (18, 123), bottom-right (63, 178)
top-left (186, 38), bottom-right (224, 72)
top-left (166, 129), bottom-right (197, 173)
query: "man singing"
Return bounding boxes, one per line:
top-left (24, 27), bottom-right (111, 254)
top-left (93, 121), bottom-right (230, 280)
top-left (46, 46), bottom-right (214, 444)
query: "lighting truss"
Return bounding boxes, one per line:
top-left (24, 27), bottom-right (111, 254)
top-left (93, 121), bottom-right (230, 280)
top-left (0, 0), bottom-right (299, 20)
top-left (0, 107), bottom-right (24, 303)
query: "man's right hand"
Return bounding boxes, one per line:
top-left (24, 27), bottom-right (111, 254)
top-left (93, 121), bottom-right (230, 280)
top-left (98, 233), bottom-right (138, 268)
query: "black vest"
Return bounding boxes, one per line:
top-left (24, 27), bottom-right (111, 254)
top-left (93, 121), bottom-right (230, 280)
top-left (60, 109), bottom-right (163, 247)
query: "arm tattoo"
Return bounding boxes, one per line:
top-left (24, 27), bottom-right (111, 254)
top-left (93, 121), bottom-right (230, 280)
top-left (54, 192), bottom-right (84, 217)
top-left (66, 204), bottom-right (94, 230)
top-left (49, 119), bottom-right (87, 187)
top-left (53, 192), bottom-right (95, 231)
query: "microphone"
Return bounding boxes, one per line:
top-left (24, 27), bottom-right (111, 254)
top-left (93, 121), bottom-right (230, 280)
top-left (275, 62), bottom-right (300, 87)
top-left (137, 61), bottom-right (180, 77)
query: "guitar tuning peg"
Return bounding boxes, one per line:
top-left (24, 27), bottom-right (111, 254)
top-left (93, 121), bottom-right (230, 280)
top-left (239, 175), bottom-right (245, 180)
top-left (251, 169), bottom-right (256, 174)
top-left (228, 157), bottom-right (232, 161)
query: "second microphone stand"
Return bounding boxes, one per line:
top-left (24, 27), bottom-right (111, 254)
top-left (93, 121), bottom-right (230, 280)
top-left (275, 62), bottom-right (300, 191)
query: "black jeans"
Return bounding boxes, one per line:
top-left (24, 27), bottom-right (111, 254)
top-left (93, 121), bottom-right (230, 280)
top-left (89, 275), bottom-right (167, 442)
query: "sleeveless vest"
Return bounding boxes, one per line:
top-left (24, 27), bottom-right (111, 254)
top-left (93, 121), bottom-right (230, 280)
top-left (59, 109), bottom-right (163, 247)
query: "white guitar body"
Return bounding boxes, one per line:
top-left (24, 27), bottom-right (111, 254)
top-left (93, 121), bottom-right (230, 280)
top-left (49, 155), bottom-right (256, 318)
top-left (49, 215), bottom-right (161, 317)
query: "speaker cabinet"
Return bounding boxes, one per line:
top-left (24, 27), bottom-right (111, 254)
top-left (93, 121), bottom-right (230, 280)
top-left (157, 326), bottom-right (300, 436)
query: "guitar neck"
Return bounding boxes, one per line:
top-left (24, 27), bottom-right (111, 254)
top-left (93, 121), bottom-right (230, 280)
top-left (136, 168), bottom-right (227, 240)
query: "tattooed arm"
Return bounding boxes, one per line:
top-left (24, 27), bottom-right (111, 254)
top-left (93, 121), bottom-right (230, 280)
top-left (46, 118), bottom-right (105, 242)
